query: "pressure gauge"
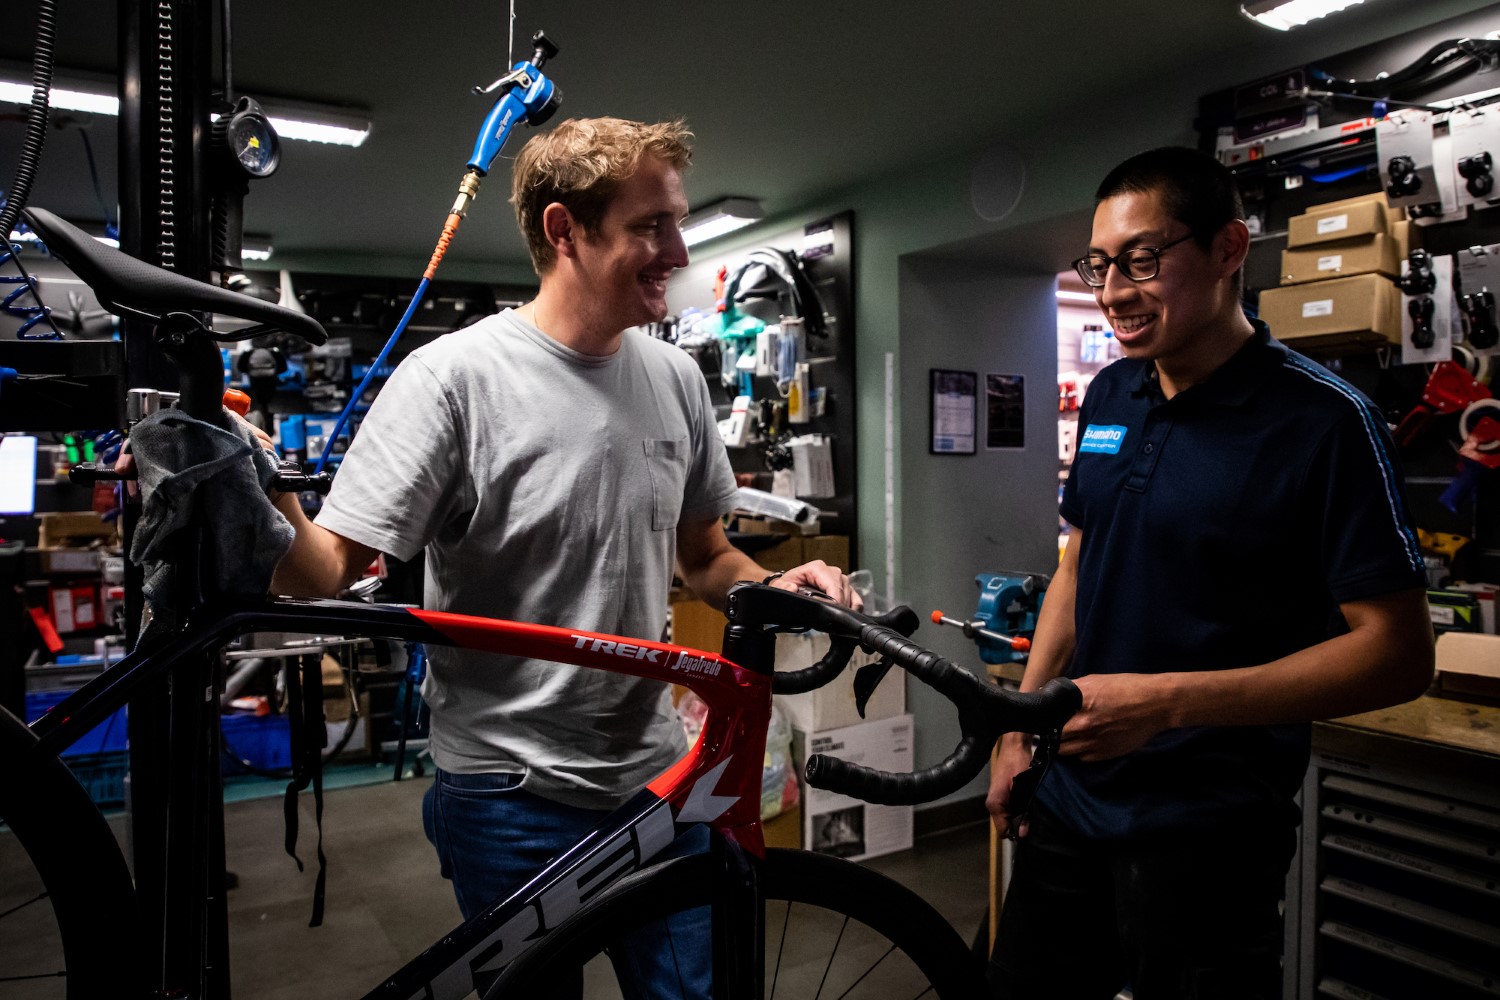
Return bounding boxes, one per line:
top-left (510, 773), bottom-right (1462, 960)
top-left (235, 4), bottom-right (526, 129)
top-left (218, 97), bottom-right (280, 178)
top-left (209, 95), bottom-right (281, 273)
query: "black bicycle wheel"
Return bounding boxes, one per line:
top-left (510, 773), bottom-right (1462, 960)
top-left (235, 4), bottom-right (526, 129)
top-left (488, 847), bottom-right (986, 999)
top-left (0, 709), bottom-right (142, 998)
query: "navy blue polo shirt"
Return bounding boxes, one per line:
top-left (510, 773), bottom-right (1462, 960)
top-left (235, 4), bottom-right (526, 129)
top-left (1039, 322), bottom-right (1425, 843)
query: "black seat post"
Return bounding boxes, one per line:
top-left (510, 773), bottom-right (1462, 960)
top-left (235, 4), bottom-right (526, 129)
top-left (158, 320), bottom-right (228, 424)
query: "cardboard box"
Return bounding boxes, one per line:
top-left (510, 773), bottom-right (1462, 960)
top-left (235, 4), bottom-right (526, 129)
top-left (757, 537), bottom-right (808, 572)
top-left (727, 533), bottom-right (852, 574)
top-left (1288, 201), bottom-right (1389, 248)
top-left (1257, 273), bottom-right (1402, 350)
top-left (763, 803), bottom-right (802, 849)
top-left (670, 597), bottom-right (728, 655)
top-left (800, 535), bottom-right (850, 572)
top-left (1435, 632), bottom-right (1500, 699)
top-left (38, 547), bottom-right (102, 574)
top-left (794, 714), bottom-right (914, 862)
top-left (1281, 233), bottom-right (1400, 284)
top-left (1429, 589), bottom-right (1484, 633)
top-left (1447, 582), bottom-right (1498, 634)
top-left (37, 511), bottom-right (116, 549)
top-left (322, 654), bottom-right (352, 722)
top-left (1300, 191), bottom-right (1404, 224)
top-left (736, 517), bottom-right (800, 536)
top-left (1391, 219), bottom-right (1417, 258)
top-left (773, 630), bottom-right (906, 732)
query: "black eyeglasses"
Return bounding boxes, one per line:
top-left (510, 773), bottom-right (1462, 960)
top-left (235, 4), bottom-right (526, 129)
top-left (1072, 232), bottom-right (1195, 288)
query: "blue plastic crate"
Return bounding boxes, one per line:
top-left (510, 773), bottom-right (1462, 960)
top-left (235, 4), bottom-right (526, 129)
top-left (25, 690), bottom-right (129, 758)
top-left (220, 713), bottom-right (293, 774)
top-left (65, 752), bottom-right (129, 808)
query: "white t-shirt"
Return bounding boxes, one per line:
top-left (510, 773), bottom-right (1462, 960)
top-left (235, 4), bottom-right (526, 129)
top-left (318, 310), bottom-right (738, 808)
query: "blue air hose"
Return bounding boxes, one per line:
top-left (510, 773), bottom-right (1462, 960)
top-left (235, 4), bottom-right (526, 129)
top-left (313, 277), bottom-right (431, 472)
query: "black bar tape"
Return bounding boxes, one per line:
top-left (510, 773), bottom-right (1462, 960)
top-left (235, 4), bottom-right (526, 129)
top-left (806, 735), bottom-right (989, 806)
top-left (806, 621), bottom-right (1082, 805)
top-left (772, 636), bottom-right (856, 694)
top-left (769, 606), bottom-right (918, 696)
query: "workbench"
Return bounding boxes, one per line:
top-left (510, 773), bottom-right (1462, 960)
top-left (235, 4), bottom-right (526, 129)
top-left (1289, 695), bottom-right (1500, 999)
top-left (981, 674), bottom-right (1500, 1000)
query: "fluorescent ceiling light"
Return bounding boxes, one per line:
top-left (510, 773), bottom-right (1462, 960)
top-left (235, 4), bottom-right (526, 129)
top-left (1240, 0), bottom-right (1366, 31)
top-left (0, 80), bottom-right (118, 115)
top-left (0, 66), bottom-right (370, 147)
top-left (263, 116), bottom-right (367, 147)
top-left (14, 222), bottom-right (271, 262)
top-left (682, 197), bottom-right (764, 248)
top-left (252, 97), bottom-right (372, 147)
top-left (9, 228), bottom-right (117, 248)
top-left (1056, 289), bottom-right (1096, 303)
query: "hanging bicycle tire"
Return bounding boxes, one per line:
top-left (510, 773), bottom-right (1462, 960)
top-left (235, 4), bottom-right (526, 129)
top-left (487, 846), bottom-right (986, 999)
top-left (0, 708), bottom-right (142, 998)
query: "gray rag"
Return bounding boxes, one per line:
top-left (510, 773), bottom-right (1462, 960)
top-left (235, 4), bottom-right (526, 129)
top-left (129, 408), bottom-right (294, 608)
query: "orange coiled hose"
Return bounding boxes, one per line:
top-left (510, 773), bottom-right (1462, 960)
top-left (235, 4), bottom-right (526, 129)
top-left (424, 213), bottom-right (463, 281)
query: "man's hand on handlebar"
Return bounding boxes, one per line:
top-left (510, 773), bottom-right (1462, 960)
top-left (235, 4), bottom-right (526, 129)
top-left (1059, 673), bottom-right (1171, 762)
top-left (768, 559), bottom-right (863, 611)
top-left (987, 732), bottom-right (1037, 839)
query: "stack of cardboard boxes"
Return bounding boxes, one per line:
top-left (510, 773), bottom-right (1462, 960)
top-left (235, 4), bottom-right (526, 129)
top-left (1257, 193), bottom-right (1415, 351)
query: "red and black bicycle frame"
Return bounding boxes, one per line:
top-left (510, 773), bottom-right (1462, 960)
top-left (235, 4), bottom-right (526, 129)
top-left (27, 595), bottom-right (781, 999)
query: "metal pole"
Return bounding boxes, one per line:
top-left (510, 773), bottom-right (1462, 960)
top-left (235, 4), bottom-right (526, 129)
top-left (118, 0), bottom-right (221, 994)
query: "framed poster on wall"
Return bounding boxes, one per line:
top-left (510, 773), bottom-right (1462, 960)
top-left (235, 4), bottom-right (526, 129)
top-left (985, 373), bottom-right (1025, 450)
top-left (930, 369), bottom-right (977, 455)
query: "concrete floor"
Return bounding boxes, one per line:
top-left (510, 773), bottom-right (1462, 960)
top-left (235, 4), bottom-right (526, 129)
top-left (0, 773), bottom-right (991, 999)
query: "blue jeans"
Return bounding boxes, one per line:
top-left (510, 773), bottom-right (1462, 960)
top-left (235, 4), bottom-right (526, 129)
top-left (422, 768), bottom-right (712, 999)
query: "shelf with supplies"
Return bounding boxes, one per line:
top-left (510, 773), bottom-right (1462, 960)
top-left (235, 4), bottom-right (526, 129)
top-left (660, 212), bottom-right (858, 554)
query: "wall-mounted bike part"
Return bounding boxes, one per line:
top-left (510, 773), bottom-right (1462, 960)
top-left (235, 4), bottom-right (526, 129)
top-left (1409, 295), bottom-right (1437, 349)
top-left (1387, 155), bottom-right (1423, 199)
top-left (1457, 151), bottom-right (1494, 198)
top-left (1395, 248), bottom-right (1438, 296)
top-left (1461, 291), bottom-right (1499, 349)
top-left (1378, 111), bottom-right (1441, 211)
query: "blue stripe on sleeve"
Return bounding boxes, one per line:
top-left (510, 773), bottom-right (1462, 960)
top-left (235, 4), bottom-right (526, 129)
top-left (1282, 356), bottom-right (1424, 574)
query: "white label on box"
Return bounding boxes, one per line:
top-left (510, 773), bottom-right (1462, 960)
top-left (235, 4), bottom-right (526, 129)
top-left (1302, 299), bottom-right (1335, 318)
top-left (1317, 254), bottom-right (1343, 272)
top-left (1431, 605), bottom-right (1456, 626)
top-left (1317, 213), bottom-right (1350, 235)
top-left (52, 589), bottom-right (76, 633)
top-left (798, 715), bottom-right (914, 862)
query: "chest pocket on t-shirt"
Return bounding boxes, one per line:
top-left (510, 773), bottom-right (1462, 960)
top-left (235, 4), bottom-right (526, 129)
top-left (643, 437), bottom-right (688, 531)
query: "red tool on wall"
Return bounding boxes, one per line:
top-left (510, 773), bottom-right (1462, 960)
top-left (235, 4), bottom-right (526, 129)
top-left (1440, 398), bottom-right (1500, 512)
top-left (1394, 360), bottom-right (1491, 449)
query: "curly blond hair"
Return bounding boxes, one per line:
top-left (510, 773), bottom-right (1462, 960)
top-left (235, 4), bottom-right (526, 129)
top-left (510, 117), bottom-right (693, 275)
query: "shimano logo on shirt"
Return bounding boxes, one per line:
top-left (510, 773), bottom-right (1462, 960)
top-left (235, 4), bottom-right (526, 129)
top-left (1078, 424), bottom-right (1127, 455)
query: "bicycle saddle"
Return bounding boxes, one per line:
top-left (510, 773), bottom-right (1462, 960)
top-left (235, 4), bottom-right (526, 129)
top-left (21, 207), bottom-right (328, 346)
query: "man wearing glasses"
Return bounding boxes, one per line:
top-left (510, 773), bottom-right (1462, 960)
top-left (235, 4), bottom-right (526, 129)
top-left (986, 146), bottom-right (1433, 998)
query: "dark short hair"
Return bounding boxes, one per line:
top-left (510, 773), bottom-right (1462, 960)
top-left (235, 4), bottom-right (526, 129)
top-left (1095, 147), bottom-right (1243, 251)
